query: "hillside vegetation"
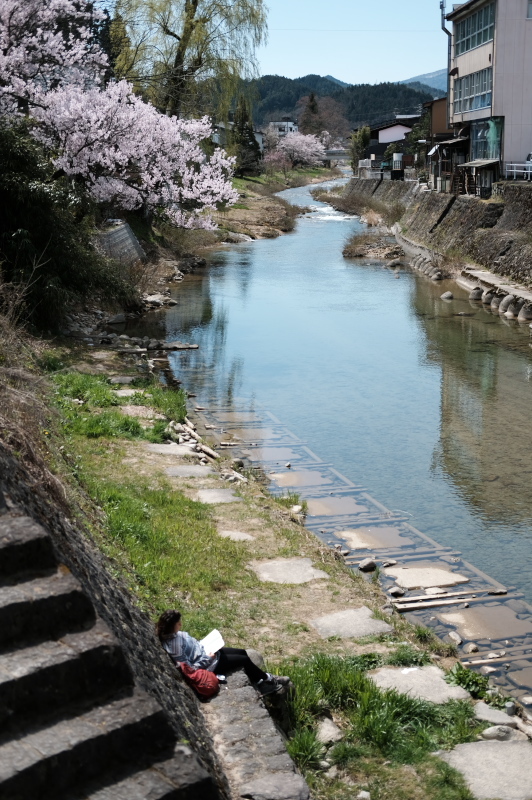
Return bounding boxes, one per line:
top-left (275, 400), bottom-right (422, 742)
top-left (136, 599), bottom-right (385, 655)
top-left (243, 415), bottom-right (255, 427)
top-left (251, 74), bottom-right (442, 128)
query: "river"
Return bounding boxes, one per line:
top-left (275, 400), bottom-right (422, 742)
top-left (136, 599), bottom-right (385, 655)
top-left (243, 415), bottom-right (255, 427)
top-left (135, 178), bottom-right (532, 601)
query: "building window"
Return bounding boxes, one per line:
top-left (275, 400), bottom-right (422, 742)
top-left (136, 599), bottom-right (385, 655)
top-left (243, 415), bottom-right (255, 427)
top-left (470, 118), bottom-right (503, 160)
top-left (528, 0), bottom-right (532, 17)
top-left (454, 67), bottom-right (493, 113)
top-left (455, 3), bottom-right (495, 55)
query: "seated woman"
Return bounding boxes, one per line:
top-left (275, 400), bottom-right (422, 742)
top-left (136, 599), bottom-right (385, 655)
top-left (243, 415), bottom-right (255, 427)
top-left (156, 610), bottom-right (289, 696)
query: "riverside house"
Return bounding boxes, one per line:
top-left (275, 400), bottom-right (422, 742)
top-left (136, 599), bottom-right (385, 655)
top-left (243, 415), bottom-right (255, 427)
top-left (443, 0), bottom-right (532, 196)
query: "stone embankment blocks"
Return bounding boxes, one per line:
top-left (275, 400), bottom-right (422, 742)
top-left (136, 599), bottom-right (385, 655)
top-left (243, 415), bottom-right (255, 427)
top-left (203, 671), bottom-right (309, 800)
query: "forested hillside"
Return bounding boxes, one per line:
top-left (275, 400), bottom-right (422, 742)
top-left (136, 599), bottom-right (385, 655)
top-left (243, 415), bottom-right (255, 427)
top-left (251, 74), bottom-right (441, 129)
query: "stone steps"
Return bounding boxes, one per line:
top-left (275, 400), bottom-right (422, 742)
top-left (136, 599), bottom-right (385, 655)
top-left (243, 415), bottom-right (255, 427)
top-left (0, 514), bottom-right (57, 584)
top-left (77, 745), bottom-right (219, 800)
top-left (0, 689), bottom-right (174, 800)
top-left (0, 512), bottom-right (220, 800)
top-left (0, 619), bottom-right (131, 739)
top-left (0, 569), bottom-right (96, 648)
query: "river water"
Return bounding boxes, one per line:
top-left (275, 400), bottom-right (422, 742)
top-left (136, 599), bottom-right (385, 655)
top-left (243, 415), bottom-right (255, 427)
top-left (137, 179), bottom-right (532, 600)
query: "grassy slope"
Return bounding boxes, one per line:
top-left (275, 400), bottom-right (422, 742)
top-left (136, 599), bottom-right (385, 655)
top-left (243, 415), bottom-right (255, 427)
top-left (28, 348), bottom-right (502, 800)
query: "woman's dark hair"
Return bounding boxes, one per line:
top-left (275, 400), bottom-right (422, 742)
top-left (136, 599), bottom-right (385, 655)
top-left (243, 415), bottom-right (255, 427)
top-left (156, 610), bottom-right (181, 641)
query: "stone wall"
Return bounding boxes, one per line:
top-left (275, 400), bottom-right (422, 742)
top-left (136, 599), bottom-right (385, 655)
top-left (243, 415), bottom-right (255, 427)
top-left (345, 178), bottom-right (532, 284)
top-left (0, 442), bottom-right (229, 797)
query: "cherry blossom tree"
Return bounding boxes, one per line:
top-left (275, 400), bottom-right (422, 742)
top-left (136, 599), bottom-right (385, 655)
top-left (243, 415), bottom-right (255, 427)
top-left (0, 0), bottom-right (106, 113)
top-left (275, 132), bottom-right (326, 167)
top-left (0, 0), bottom-right (237, 228)
top-left (33, 81), bottom-right (237, 228)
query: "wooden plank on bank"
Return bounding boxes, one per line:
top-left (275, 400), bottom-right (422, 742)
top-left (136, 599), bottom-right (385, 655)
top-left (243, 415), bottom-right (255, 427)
top-left (393, 589), bottom-right (483, 604)
top-left (394, 596), bottom-right (497, 612)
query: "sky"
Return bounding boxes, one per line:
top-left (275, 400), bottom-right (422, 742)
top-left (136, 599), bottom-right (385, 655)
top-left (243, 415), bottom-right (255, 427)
top-left (257, 0), bottom-right (449, 84)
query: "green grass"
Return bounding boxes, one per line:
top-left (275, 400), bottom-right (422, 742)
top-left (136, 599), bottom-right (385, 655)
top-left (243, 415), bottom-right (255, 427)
top-left (51, 373), bottom-right (186, 442)
top-left (386, 644), bottom-right (431, 667)
top-left (274, 653), bottom-right (480, 799)
top-left (77, 462), bottom-right (254, 629)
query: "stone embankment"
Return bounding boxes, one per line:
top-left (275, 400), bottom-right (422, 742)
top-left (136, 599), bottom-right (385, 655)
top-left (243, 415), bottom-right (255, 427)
top-left (344, 177), bottom-right (532, 287)
top-left (0, 466), bottom-right (224, 799)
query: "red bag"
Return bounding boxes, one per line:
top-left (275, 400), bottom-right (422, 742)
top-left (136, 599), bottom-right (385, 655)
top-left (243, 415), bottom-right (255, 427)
top-left (179, 662), bottom-right (219, 698)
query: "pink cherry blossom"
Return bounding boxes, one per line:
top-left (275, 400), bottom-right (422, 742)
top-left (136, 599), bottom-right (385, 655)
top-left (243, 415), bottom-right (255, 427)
top-left (275, 132), bottom-right (326, 167)
top-left (33, 81), bottom-right (238, 228)
top-left (0, 1), bottom-right (237, 228)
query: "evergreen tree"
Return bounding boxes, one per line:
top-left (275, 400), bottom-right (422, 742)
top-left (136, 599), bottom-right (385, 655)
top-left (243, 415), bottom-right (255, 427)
top-left (231, 96), bottom-right (261, 176)
top-left (349, 125), bottom-right (371, 170)
top-left (298, 92), bottom-right (325, 135)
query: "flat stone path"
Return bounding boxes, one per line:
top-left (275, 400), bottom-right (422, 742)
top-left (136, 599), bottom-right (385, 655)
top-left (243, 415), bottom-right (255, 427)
top-left (440, 741), bottom-right (532, 800)
top-left (195, 488), bottom-right (242, 504)
top-left (310, 607), bottom-right (392, 639)
top-left (165, 465), bottom-right (214, 478)
top-left (146, 443), bottom-right (199, 457)
top-left (370, 665), bottom-right (470, 704)
top-left (249, 558), bottom-right (329, 584)
top-left (219, 530), bottom-right (255, 542)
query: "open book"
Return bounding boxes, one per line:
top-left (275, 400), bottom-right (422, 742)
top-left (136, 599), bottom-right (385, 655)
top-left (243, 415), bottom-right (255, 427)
top-left (200, 629), bottom-right (224, 654)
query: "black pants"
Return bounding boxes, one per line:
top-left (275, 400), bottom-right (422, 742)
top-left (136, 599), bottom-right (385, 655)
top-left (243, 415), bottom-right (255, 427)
top-left (215, 647), bottom-right (268, 683)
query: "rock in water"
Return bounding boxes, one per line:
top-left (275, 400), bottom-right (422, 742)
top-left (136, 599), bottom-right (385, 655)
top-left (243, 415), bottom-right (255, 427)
top-left (358, 558), bottom-right (377, 572)
top-left (440, 291), bottom-right (453, 300)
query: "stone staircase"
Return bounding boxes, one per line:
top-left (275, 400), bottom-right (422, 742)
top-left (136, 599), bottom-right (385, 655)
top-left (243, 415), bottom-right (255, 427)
top-left (0, 513), bottom-right (220, 800)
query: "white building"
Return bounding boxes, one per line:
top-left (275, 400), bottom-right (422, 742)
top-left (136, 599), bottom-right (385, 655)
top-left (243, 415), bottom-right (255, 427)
top-left (212, 121), bottom-right (264, 153)
top-left (270, 117), bottom-right (298, 136)
top-left (446, 0), bottom-right (532, 177)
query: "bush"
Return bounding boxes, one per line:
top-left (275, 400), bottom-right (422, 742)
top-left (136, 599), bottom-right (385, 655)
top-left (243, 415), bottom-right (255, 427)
top-left (0, 121), bottom-right (137, 329)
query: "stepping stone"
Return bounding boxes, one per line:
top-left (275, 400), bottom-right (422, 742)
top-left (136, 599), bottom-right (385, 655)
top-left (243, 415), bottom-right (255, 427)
top-left (145, 443), bottom-right (199, 457)
top-left (270, 470), bottom-right (333, 488)
top-left (165, 465), bottom-right (214, 478)
top-left (371, 666), bottom-right (470, 704)
top-left (439, 604), bottom-right (532, 640)
top-left (306, 497), bottom-right (368, 516)
top-left (474, 701), bottom-right (518, 728)
top-left (112, 389), bottom-right (145, 397)
top-left (219, 530), bottom-right (255, 541)
top-left (249, 558), bottom-right (329, 584)
top-left (384, 565), bottom-right (469, 589)
top-left (310, 607), bottom-right (392, 639)
top-left (196, 489), bottom-right (242, 504)
top-left (120, 405), bottom-right (165, 419)
top-left (440, 741), bottom-right (532, 800)
top-left (109, 376), bottom-right (135, 384)
top-left (338, 526), bottom-right (413, 550)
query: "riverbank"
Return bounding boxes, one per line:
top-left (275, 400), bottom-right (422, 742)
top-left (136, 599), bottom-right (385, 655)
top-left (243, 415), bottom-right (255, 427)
top-left (2, 315), bottom-right (505, 800)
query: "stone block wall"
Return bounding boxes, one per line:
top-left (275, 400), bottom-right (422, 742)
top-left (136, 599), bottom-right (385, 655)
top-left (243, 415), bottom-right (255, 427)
top-left (0, 442), bottom-right (229, 796)
top-left (343, 178), bottom-right (532, 284)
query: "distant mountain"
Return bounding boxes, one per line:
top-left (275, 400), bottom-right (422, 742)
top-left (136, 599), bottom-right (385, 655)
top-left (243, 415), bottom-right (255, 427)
top-left (403, 81), bottom-right (446, 98)
top-left (252, 75), bottom-right (435, 129)
top-left (400, 69), bottom-right (448, 93)
top-left (324, 75), bottom-right (350, 88)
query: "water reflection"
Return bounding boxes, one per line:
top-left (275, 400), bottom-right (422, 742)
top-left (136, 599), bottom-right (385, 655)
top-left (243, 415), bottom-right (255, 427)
top-left (137, 178), bottom-right (532, 597)
top-left (412, 279), bottom-right (532, 525)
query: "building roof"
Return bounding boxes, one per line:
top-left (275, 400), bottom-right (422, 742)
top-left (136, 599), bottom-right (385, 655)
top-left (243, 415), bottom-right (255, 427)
top-left (458, 158), bottom-right (499, 168)
top-left (447, 0), bottom-right (489, 22)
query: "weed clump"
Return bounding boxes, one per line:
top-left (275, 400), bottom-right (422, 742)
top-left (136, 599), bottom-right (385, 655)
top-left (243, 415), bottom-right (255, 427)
top-left (276, 653), bottom-right (481, 797)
